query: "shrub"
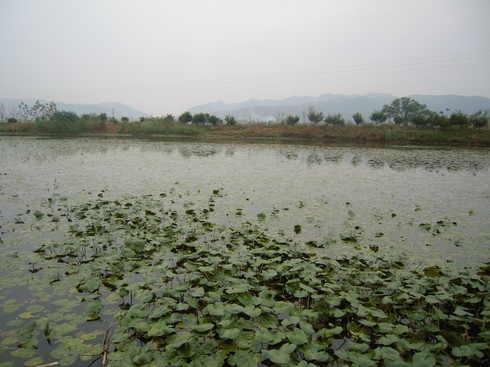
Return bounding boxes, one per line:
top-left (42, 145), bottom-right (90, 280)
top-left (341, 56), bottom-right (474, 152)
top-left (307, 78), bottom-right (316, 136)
top-left (469, 110), bottom-right (488, 128)
top-left (324, 113), bottom-right (346, 126)
top-left (285, 115), bottom-right (300, 125)
top-left (208, 115), bottom-right (222, 125)
top-left (192, 113), bottom-right (209, 125)
top-left (307, 107), bottom-right (324, 124)
top-left (224, 115), bottom-right (237, 126)
top-left (178, 111), bottom-right (193, 124)
top-left (449, 111), bottom-right (469, 127)
top-left (370, 111), bottom-right (388, 124)
top-left (352, 112), bottom-right (364, 125)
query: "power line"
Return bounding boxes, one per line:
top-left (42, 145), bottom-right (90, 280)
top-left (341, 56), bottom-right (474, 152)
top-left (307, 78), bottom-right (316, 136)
top-left (15, 49), bottom-right (490, 99)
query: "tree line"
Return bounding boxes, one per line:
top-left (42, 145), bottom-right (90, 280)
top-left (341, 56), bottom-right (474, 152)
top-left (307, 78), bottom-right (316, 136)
top-left (1, 98), bottom-right (488, 129)
top-left (303, 97), bottom-right (488, 128)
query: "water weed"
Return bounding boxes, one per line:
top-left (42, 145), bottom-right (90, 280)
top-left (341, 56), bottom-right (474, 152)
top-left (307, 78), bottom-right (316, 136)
top-left (1, 190), bottom-right (488, 366)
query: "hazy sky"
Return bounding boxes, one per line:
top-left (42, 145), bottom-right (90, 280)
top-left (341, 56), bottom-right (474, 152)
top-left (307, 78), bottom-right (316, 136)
top-left (1, 0), bottom-right (489, 115)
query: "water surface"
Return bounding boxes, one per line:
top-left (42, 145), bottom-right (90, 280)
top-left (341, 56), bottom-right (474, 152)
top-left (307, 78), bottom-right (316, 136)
top-left (0, 136), bottom-right (489, 365)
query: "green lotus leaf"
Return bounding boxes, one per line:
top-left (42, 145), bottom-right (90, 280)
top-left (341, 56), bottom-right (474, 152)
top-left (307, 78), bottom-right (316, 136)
top-left (377, 334), bottom-right (400, 346)
top-left (132, 353), bottom-right (153, 366)
top-left (33, 210), bottom-right (43, 219)
top-left (263, 348), bottom-right (291, 364)
top-left (207, 302), bottom-right (225, 316)
top-left (190, 286), bottom-right (205, 298)
top-left (225, 303), bottom-right (244, 314)
top-left (237, 292), bottom-right (253, 306)
top-left (411, 352), bottom-right (436, 367)
top-left (286, 327), bottom-right (308, 345)
top-left (228, 350), bottom-right (260, 367)
top-left (451, 344), bottom-right (485, 358)
top-left (317, 326), bottom-right (342, 338)
top-left (220, 327), bottom-right (241, 340)
top-left (255, 328), bottom-right (275, 343)
top-left (79, 275), bottom-right (102, 293)
top-left (301, 342), bottom-right (330, 362)
top-left (281, 315), bottom-right (300, 327)
top-left (167, 331), bottom-right (192, 349)
top-left (225, 283), bottom-right (249, 294)
top-left (192, 323), bottom-right (214, 333)
top-left (337, 350), bottom-right (376, 367)
top-left (274, 301), bottom-right (295, 314)
top-left (243, 305), bottom-right (261, 318)
top-left (175, 303), bottom-right (189, 312)
top-left (299, 320), bottom-right (315, 335)
top-left (147, 320), bottom-right (174, 337)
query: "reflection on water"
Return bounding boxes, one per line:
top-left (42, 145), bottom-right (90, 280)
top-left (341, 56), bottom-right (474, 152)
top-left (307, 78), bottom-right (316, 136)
top-left (0, 136), bottom-right (489, 367)
top-left (0, 136), bottom-right (489, 270)
top-left (1, 136), bottom-right (488, 172)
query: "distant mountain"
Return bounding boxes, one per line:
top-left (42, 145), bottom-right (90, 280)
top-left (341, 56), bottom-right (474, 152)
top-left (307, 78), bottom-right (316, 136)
top-left (0, 98), bottom-right (147, 120)
top-left (188, 94), bottom-right (490, 122)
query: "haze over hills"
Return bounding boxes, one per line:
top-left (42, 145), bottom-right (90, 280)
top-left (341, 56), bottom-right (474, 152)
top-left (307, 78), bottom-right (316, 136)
top-left (189, 94), bottom-right (490, 122)
top-left (2, 94), bottom-right (490, 123)
top-left (0, 98), bottom-right (147, 120)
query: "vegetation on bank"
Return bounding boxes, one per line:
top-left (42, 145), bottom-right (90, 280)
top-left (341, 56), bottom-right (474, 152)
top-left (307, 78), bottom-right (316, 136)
top-left (1, 98), bottom-right (489, 146)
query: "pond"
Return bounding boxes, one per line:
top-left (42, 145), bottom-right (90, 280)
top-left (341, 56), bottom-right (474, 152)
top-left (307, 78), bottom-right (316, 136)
top-left (0, 136), bottom-right (489, 366)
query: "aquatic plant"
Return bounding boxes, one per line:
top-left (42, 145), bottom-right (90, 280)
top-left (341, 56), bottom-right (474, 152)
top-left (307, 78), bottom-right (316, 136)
top-left (1, 189), bottom-right (488, 366)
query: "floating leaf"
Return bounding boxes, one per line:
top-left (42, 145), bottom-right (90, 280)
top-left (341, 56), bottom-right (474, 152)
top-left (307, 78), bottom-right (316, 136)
top-left (263, 344), bottom-right (295, 364)
top-left (78, 275), bottom-right (102, 293)
top-left (148, 320), bottom-right (173, 337)
top-left (243, 305), bottom-right (261, 318)
top-left (85, 299), bottom-right (102, 321)
top-left (33, 210), bottom-right (43, 219)
top-left (286, 328), bottom-right (308, 345)
top-left (207, 302), bottom-right (225, 316)
top-left (412, 352), bottom-right (436, 367)
top-left (220, 328), bottom-right (241, 340)
top-left (225, 303), bottom-right (244, 314)
top-left (192, 323), bottom-right (214, 333)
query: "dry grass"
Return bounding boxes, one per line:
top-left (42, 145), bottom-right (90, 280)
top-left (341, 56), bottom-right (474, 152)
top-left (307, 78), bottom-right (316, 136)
top-left (1, 121), bottom-right (489, 146)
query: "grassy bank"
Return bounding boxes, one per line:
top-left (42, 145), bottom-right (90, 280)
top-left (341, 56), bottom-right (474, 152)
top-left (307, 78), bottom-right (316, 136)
top-left (1, 120), bottom-right (489, 146)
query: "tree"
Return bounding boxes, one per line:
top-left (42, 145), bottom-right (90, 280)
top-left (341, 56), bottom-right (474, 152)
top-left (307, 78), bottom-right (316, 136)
top-left (412, 111), bottom-right (448, 128)
top-left (208, 114), bottom-right (222, 125)
top-left (380, 97), bottom-right (429, 125)
top-left (36, 110), bottom-right (81, 133)
top-left (324, 113), bottom-right (345, 126)
top-left (0, 103), bottom-right (6, 122)
top-left (449, 111), bottom-right (469, 127)
top-left (18, 100), bottom-right (57, 121)
top-left (192, 113), bottom-right (209, 125)
top-left (469, 110), bottom-right (488, 128)
top-left (307, 106), bottom-right (324, 124)
top-left (51, 110), bottom-right (79, 123)
top-left (369, 111), bottom-right (388, 124)
top-left (224, 115), bottom-right (237, 126)
top-left (121, 116), bottom-right (129, 123)
top-left (285, 115), bottom-right (300, 125)
top-left (162, 114), bottom-right (175, 123)
top-left (99, 113), bottom-right (108, 122)
top-left (178, 111), bottom-right (193, 124)
top-left (352, 112), bottom-right (364, 125)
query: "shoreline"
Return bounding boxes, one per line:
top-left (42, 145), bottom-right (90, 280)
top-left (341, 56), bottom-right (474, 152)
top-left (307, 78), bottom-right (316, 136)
top-left (1, 122), bottom-right (490, 148)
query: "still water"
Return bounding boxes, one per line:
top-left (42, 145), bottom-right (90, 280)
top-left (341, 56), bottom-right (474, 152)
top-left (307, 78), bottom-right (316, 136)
top-left (0, 136), bottom-right (489, 365)
top-left (0, 137), bottom-right (490, 265)
top-left (1, 137), bottom-right (489, 268)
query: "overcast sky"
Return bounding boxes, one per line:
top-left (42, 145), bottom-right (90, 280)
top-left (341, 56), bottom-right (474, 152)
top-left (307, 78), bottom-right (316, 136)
top-left (1, 0), bottom-right (489, 115)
